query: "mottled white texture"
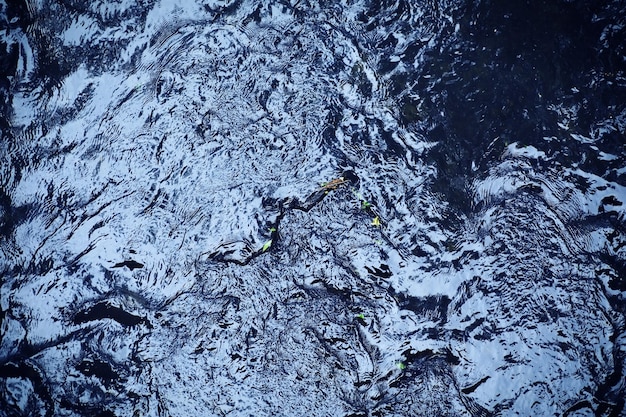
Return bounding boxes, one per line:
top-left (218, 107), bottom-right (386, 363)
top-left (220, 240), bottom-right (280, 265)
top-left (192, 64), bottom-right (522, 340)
top-left (1, 1), bottom-right (624, 416)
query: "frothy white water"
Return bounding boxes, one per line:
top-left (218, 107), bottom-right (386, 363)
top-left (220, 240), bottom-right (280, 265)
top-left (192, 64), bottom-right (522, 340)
top-left (1, 0), bottom-right (625, 416)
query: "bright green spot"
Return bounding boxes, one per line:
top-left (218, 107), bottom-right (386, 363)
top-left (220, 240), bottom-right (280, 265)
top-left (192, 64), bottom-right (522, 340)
top-left (269, 227), bottom-right (276, 233)
top-left (396, 362), bottom-right (406, 370)
top-left (371, 216), bottom-right (381, 227)
top-left (356, 313), bottom-right (365, 320)
top-left (361, 200), bottom-right (371, 210)
top-left (262, 240), bottom-right (272, 252)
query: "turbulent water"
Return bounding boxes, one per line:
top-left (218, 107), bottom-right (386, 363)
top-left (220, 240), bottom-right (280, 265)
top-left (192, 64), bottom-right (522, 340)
top-left (1, 0), bottom-right (625, 416)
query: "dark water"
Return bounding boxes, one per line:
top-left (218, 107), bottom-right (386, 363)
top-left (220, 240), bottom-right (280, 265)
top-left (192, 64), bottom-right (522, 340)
top-left (1, 0), bottom-right (625, 416)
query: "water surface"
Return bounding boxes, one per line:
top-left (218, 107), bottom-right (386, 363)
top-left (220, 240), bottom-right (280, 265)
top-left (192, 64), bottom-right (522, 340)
top-left (1, 0), bottom-right (625, 416)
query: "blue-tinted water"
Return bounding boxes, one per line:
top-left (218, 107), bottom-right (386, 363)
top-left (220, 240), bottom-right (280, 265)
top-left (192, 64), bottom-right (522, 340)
top-left (1, 1), bottom-right (625, 416)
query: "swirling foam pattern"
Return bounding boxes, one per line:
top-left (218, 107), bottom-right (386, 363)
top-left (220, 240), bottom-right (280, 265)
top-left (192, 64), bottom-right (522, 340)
top-left (1, 0), bottom-right (625, 416)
